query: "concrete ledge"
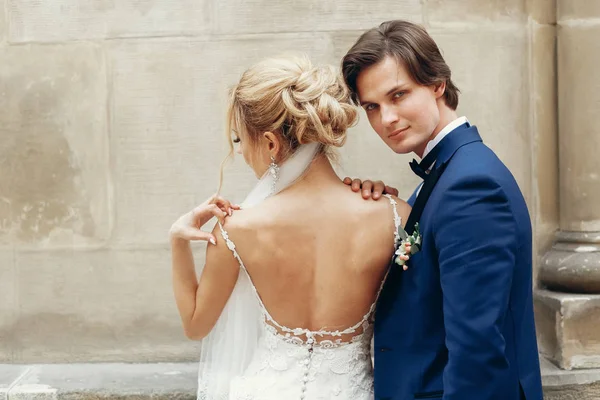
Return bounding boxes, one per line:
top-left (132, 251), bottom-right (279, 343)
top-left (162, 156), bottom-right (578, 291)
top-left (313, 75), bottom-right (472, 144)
top-left (0, 363), bottom-right (197, 400)
top-left (534, 289), bottom-right (600, 369)
top-left (541, 358), bottom-right (600, 399)
top-left (1, 360), bottom-right (600, 399)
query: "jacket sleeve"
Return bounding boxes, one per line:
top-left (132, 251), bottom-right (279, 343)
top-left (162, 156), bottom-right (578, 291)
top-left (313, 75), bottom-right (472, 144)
top-left (433, 175), bottom-right (517, 400)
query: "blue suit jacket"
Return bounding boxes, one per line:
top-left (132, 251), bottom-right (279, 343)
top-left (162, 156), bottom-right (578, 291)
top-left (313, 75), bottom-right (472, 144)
top-left (374, 125), bottom-right (543, 400)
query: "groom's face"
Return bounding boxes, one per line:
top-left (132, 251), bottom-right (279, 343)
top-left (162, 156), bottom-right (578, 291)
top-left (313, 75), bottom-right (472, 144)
top-left (356, 56), bottom-right (442, 157)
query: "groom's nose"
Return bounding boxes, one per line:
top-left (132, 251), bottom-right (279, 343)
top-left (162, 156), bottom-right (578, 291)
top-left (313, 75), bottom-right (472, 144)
top-left (380, 104), bottom-right (399, 127)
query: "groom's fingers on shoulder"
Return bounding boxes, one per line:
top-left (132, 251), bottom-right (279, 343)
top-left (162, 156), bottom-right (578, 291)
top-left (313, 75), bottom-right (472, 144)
top-left (361, 180), bottom-right (374, 199)
top-left (342, 177), bottom-right (363, 192)
top-left (384, 185), bottom-right (399, 196)
top-left (371, 181), bottom-right (387, 199)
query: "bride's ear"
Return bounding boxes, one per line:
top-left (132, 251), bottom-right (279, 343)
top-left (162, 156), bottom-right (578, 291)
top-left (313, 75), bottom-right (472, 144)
top-left (262, 131), bottom-right (281, 161)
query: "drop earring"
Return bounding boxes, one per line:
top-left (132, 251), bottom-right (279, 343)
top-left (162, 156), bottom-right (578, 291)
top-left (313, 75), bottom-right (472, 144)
top-left (268, 155), bottom-right (280, 196)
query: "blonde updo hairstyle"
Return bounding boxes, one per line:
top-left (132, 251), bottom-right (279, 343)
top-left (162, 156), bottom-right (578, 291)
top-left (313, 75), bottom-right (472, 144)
top-left (219, 55), bottom-right (358, 190)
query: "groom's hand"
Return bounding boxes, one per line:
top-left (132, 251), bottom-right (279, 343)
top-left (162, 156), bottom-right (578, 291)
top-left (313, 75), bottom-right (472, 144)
top-left (342, 177), bottom-right (399, 200)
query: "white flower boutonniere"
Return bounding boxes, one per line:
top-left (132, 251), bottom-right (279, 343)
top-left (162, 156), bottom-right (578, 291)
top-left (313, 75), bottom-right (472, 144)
top-left (394, 222), bottom-right (422, 270)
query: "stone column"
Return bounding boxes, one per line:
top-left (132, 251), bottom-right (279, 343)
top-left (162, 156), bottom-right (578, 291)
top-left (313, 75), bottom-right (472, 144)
top-left (536, 0), bottom-right (600, 370)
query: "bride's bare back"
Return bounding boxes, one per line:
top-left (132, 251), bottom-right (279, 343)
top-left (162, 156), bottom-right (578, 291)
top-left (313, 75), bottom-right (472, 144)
top-left (170, 56), bottom-right (415, 399)
top-left (221, 174), bottom-right (410, 333)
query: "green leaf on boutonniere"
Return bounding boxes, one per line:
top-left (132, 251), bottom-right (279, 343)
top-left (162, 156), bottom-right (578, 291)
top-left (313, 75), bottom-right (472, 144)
top-left (397, 225), bottom-right (408, 240)
top-left (410, 244), bottom-right (420, 255)
top-left (394, 222), bottom-right (423, 268)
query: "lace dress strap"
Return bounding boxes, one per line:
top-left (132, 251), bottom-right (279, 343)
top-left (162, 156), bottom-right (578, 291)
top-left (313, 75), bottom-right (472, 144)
top-left (217, 223), bottom-right (268, 310)
top-left (217, 222), bottom-right (248, 274)
top-left (383, 194), bottom-right (402, 243)
top-left (371, 194), bottom-right (403, 301)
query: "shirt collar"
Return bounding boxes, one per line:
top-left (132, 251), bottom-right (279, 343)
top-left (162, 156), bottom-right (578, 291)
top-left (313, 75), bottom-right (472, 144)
top-left (422, 116), bottom-right (469, 160)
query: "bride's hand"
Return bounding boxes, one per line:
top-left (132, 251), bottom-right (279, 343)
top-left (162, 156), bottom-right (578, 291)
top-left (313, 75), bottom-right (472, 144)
top-left (342, 177), bottom-right (399, 200)
top-left (169, 196), bottom-right (240, 244)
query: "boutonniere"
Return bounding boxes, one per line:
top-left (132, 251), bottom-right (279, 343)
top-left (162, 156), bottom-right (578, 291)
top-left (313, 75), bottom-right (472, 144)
top-left (395, 222), bottom-right (422, 270)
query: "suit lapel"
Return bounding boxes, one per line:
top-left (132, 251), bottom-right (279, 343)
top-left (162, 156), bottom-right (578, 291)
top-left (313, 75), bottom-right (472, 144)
top-left (404, 126), bottom-right (483, 235)
top-left (434, 125), bottom-right (482, 166)
top-left (404, 163), bottom-right (447, 235)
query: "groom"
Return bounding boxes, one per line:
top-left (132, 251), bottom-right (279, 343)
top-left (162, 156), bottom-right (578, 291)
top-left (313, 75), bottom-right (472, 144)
top-left (342, 21), bottom-right (543, 400)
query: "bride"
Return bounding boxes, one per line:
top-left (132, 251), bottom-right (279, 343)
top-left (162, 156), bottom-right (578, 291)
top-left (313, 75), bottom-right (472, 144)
top-left (169, 55), bottom-right (411, 399)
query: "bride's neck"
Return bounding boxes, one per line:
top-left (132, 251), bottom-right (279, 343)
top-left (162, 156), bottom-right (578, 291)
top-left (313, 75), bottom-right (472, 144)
top-left (292, 152), bottom-right (340, 188)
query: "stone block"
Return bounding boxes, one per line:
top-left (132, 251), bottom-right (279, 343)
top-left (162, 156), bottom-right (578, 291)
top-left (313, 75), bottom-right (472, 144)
top-left (7, 0), bottom-right (212, 43)
top-left (535, 289), bottom-right (600, 369)
top-left (214, 0), bottom-right (423, 35)
top-left (107, 34), bottom-right (344, 245)
top-left (0, 250), bottom-right (16, 362)
top-left (10, 248), bottom-right (199, 362)
top-left (557, 24), bottom-right (600, 231)
top-left (330, 31), bottom-right (364, 66)
top-left (558, 0), bottom-right (600, 21)
top-left (527, 0), bottom-right (557, 25)
top-left (429, 27), bottom-right (532, 205)
top-left (426, 0), bottom-right (527, 24)
top-left (0, 44), bottom-right (110, 248)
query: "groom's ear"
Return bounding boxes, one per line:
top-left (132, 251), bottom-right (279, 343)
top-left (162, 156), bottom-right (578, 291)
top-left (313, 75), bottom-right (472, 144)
top-left (433, 81), bottom-right (446, 99)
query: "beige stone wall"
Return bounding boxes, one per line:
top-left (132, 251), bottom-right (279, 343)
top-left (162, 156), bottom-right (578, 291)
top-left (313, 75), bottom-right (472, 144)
top-left (0, 0), bottom-right (559, 362)
top-left (557, 0), bottom-right (600, 232)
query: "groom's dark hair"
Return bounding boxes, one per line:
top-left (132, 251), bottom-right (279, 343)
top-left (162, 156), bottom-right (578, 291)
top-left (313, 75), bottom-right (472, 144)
top-left (342, 20), bottom-right (460, 110)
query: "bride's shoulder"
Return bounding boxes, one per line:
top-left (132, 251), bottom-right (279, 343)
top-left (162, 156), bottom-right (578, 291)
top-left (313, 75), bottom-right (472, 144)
top-left (220, 204), bottom-right (273, 233)
top-left (340, 192), bottom-right (411, 222)
top-left (220, 208), bottom-right (250, 231)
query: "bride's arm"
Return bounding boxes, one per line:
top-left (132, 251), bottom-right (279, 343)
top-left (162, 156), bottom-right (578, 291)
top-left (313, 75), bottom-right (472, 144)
top-left (169, 197), bottom-right (240, 340)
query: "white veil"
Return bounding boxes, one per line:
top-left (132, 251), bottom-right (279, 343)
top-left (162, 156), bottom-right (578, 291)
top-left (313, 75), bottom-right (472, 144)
top-left (197, 142), bottom-right (322, 399)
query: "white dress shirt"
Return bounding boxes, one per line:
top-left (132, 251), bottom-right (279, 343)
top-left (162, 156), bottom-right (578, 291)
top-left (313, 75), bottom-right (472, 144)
top-left (414, 116), bottom-right (469, 197)
top-left (422, 116), bottom-right (470, 160)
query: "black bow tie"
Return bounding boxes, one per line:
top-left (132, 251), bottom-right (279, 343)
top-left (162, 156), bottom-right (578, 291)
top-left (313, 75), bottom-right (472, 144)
top-left (409, 159), bottom-right (429, 180)
top-left (409, 145), bottom-right (442, 180)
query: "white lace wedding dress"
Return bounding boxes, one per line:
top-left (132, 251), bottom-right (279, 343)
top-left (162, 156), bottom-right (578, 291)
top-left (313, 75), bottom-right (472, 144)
top-left (197, 195), bottom-right (401, 400)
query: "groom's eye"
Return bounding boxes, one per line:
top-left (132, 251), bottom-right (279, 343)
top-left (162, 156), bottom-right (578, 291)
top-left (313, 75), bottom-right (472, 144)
top-left (364, 103), bottom-right (377, 112)
top-left (393, 91), bottom-right (406, 99)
